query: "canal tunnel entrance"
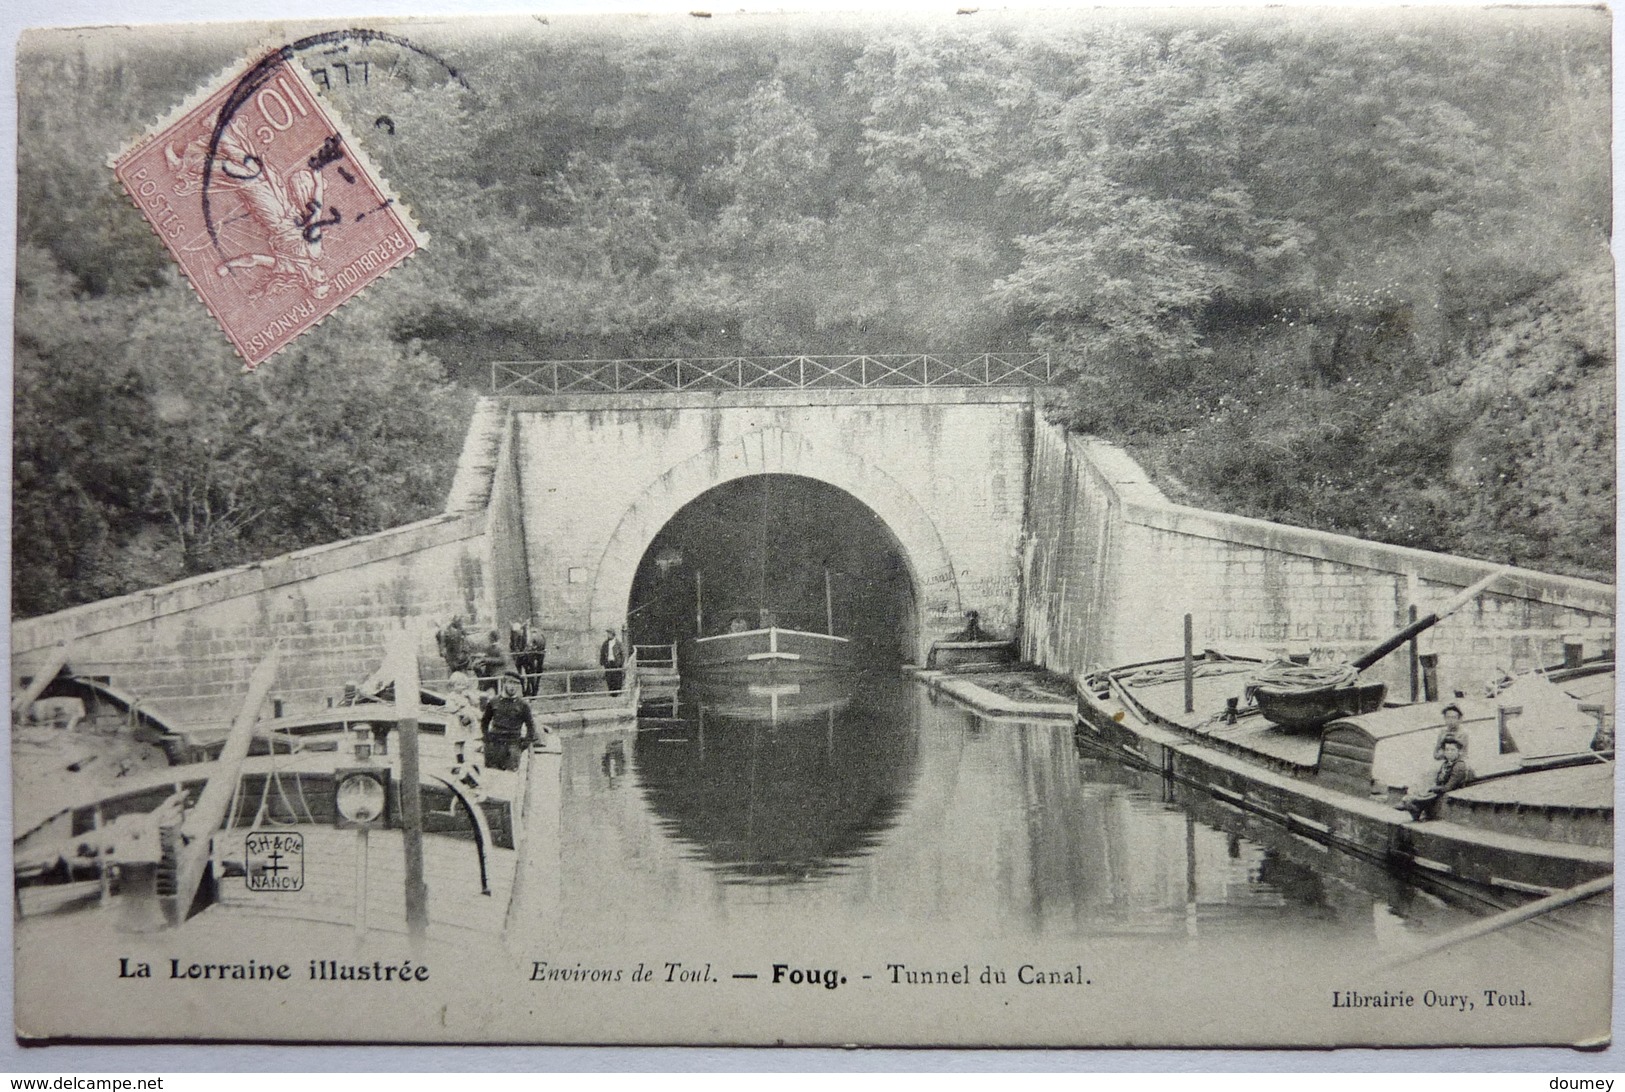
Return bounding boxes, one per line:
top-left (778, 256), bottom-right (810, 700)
top-left (626, 474), bottom-right (919, 667)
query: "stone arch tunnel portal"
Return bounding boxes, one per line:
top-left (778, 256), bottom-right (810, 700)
top-left (626, 474), bottom-right (920, 667)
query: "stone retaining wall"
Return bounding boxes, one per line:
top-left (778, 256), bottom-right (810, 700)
top-left (11, 513), bottom-right (494, 726)
top-left (486, 410), bottom-right (533, 629)
top-left (17, 401), bottom-right (1610, 728)
top-left (1022, 423), bottom-right (1615, 698)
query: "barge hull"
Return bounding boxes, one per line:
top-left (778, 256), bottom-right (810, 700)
top-left (1075, 701), bottom-right (1612, 897)
top-left (681, 626), bottom-right (854, 680)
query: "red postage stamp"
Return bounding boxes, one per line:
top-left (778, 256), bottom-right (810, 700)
top-left (112, 51), bottom-right (424, 369)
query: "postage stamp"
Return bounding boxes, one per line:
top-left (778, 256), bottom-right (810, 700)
top-left (111, 50), bottom-right (424, 370)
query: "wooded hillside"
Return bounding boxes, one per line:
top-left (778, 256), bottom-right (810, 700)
top-left (14, 9), bottom-right (1613, 616)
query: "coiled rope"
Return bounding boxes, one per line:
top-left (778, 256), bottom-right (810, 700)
top-left (1250, 661), bottom-right (1359, 692)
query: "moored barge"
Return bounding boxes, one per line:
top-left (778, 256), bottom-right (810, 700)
top-left (680, 624), bottom-right (854, 681)
top-left (1074, 652), bottom-right (1613, 898)
top-left (13, 647), bottom-right (563, 942)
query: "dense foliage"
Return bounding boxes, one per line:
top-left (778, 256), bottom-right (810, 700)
top-left (15, 9), bottom-right (1613, 615)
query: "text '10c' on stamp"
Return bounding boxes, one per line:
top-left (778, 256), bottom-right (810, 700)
top-left (111, 50), bottom-right (425, 370)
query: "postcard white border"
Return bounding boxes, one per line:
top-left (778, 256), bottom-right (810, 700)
top-left (1, 0), bottom-right (1619, 1074)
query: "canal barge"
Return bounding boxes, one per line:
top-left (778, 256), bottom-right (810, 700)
top-left (13, 671), bottom-right (182, 803)
top-left (684, 545), bottom-right (855, 681)
top-left (13, 650), bottom-right (562, 942)
top-left (681, 624), bottom-right (854, 680)
top-left (1074, 652), bottom-right (1613, 898)
top-left (13, 699), bottom-right (542, 922)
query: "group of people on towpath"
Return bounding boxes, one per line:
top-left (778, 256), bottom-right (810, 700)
top-left (436, 616), bottom-right (627, 697)
top-left (434, 617), bottom-right (630, 785)
top-left (435, 617), bottom-right (548, 695)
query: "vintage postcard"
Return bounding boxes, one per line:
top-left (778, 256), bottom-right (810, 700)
top-left (10, 6), bottom-right (1615, 1048)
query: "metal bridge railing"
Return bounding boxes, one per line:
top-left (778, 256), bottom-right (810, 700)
top-left (490, 353), bottom-right (1052, 395)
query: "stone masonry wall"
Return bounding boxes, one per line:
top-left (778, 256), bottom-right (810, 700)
top-left (26, 396), bottom-right (1597, 731)
top-left (1023, 422), bottom-right (1615, 697)
top-left (11, 514), bottom-right (495, 727)
top-left (486, 411), bottom-right (534, 631)
top-left (1019, 422), bottom-right (1127, 676)
top-left (508, 389), bottom-right (1035, 666)
top-left (12, 388), bottom-right (1036, 723)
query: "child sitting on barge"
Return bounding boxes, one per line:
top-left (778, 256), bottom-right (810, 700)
top-left (1400, 736), bottom-right (1474, 822)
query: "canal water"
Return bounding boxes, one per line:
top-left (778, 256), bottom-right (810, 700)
top-left (14, 671), bottom-right (1609, 1045)
top-left (539, 672), bottom-right (1609, 1044)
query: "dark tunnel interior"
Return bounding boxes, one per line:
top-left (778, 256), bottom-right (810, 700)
top-left (626, 475), bottom-right (918, 666)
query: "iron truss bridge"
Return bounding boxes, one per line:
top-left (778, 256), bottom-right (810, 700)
top-left (490, 353), bottom-right (1053, 394)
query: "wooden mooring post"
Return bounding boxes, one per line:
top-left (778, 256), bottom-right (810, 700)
top-left (1183, 614), bottom-right (1195, 715)
top-left (389, 632), bottom-right (430, 938)
top-left (695, 570), bottom-right (705, 636)
top-left (824, 566), bottom-right (835, 636)
top-left (1408, 605), bottom-right (1420, 703)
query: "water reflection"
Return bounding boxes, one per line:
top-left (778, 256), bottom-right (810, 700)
top-left (678, 674), bottom-right (857, 725)
top-left (553, 675), bottom-right (1605, 968)
top-left (630, 673), bottom-right (918, 883)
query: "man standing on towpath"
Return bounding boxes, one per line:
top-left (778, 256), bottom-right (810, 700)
top-left (600, 629), bottom-right (626, 695)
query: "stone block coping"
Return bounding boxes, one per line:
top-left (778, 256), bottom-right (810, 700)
top-left (1076, 435), bottom-right (1614, 616)
top-left (14, 511), bottom-right (486, 655)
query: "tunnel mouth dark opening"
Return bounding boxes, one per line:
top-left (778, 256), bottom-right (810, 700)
top-left (626, 474), bottom-right (918, 667)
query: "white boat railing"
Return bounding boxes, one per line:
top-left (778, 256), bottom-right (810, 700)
top-left (693, 625), bottom-right (851, 645)
top-left (522, 667), bottom-right (623, 703)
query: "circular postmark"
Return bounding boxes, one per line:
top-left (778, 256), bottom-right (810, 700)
top-left (202, 28), bottom-right (472, 250)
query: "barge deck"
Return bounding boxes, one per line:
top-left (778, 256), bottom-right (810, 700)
top-left (1076, 656), bottom-right (1613, 898)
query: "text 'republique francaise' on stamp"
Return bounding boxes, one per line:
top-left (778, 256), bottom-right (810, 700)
top-left (112, 49), bottom-right (425, 370)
